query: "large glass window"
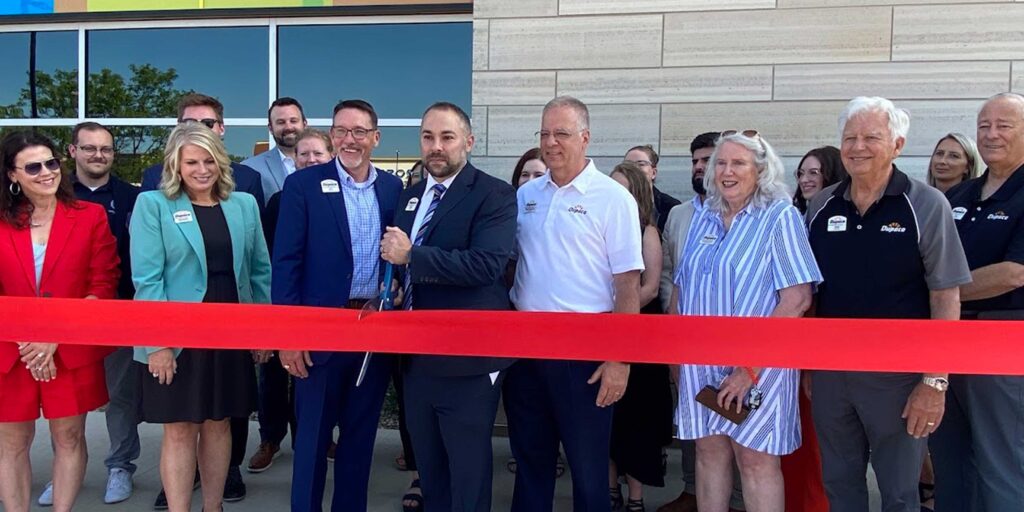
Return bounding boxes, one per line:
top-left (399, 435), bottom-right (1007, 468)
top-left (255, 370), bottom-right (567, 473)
top-left (0, 31), bottom-right (78, 118)
top-left (86, 27), bottom-right (269, 118)
top-left (278, 22), bottom-right (471, 120)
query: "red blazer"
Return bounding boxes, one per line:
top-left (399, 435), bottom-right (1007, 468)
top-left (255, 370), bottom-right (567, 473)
top-left (0, 201), bottom-right (120, 373)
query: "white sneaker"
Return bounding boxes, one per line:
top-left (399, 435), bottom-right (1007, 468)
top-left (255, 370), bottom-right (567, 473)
top-left (104, 468), bottom-right (133, 504)
top-left (37, 481), bottom-right (53, 506)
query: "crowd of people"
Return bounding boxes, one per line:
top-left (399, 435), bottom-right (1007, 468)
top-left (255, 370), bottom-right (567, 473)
top-left (0, 90), bottom-right (1020, 512)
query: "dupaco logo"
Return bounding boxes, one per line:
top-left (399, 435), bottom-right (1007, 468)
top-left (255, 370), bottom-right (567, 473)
top-left (568, 204), bottom-right (588, 215)
top-left (880, 222), bottom-right (907, 233)
top-left (987, 210), bottom-right (1010, 221)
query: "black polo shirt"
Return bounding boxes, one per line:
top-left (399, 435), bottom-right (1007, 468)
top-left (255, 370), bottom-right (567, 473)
top-left (807, 167), bottom-right (971, 319)
top-left (946, 165), bottom-right (1024, 312)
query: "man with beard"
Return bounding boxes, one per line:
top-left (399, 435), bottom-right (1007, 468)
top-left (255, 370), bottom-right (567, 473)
top-left (656, 131), bottom-right (744, 512)
top-left (243, 97), bottom-right (308, 203)
top-left (244, 97), bottom-right (307, 474)
top-left (380, 102), bottom-right (516, 511)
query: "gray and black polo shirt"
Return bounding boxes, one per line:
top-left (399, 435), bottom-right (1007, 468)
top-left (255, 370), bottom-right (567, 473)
top-left (807, 167), bottom-right (971, 319)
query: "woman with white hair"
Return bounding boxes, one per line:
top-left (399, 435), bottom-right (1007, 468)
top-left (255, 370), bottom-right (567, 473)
top-left (668, 131), bottom-right (822, 512)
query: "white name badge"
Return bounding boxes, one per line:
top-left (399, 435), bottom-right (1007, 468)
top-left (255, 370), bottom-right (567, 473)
top-left (405, 197), bottom-right (419, 212)
top-left (173, 210), bottom-right (193, 224)
top-left (952, 206), bottom-right (967, 221)
top-left (827, 215), bottom-right (847, 232)
top-left (699, 233), bottom-right (718, 245)
top-left (321, 179), bottom-right (340, 194)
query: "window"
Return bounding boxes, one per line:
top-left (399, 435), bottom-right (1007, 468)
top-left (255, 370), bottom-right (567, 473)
top-left (0, 31), bottom-right (78, 118)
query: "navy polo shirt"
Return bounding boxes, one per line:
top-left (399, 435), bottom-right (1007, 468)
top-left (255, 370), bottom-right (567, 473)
top-left (807, 167), bottom-right (971, 319)
top-left (946, 165), bottom-right (1024, 312)
top-left (73, 180), bottom-right (116, 231)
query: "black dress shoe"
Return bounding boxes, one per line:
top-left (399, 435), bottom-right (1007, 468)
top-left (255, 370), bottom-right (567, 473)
top-left (153, 470), bottom-right (201, 510)
top-left (223, 466), bottom-right (246, 502)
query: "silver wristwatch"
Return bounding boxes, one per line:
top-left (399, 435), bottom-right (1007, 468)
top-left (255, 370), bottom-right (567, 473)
top-left (922, 376), bottom-right (949, 392)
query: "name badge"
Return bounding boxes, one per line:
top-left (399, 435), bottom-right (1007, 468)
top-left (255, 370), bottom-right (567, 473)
top-left (321, 179), bottom-right (340, 193)
top-left (827, 215), bottom-right (847, 232)
top-left (952, 206), bottom-right (967, 221)
top-left (173, 210), bottom-right (193, 224)
top-left (405, 197), bottom-right (419, 212)
top-left (699, 233), bottom-right (718, 245)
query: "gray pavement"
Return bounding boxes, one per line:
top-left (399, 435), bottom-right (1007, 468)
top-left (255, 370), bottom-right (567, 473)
top-left (16, 413), bottom-right (881, 511)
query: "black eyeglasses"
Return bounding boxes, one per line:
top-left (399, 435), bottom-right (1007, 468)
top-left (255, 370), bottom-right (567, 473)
top-left (76, 145), bottom-right (115, 156)
top-left (182, 118), bottom-right (219, 130)
top-left (14, 158), bottom-right (61, 176)
top-left (721, 129), bottom-right (766, 152)
top-left (330, 127), bottom-right (376, 141)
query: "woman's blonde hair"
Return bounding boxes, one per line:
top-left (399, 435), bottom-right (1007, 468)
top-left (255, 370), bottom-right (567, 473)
top-left (160, 123), bottom-right (235, 200)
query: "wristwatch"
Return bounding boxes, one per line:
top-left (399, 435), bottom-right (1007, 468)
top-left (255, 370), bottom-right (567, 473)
top-left (922, 376), bottom-right (949, 392)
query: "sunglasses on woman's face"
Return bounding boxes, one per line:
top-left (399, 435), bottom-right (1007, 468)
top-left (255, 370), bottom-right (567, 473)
top-left (14, 158), bottom-right (61, 176)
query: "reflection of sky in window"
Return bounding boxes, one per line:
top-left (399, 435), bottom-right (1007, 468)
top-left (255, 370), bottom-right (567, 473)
top-left (87, 27), bottom-right (268, 118)
top-left (0, 31), bottom-right (77, 117)
top-left (278, 23), bottom-right (471, 119)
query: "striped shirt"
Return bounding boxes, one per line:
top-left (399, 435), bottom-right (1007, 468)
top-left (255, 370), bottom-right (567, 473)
top-left (337, 161), bottom-right (382, 300)
top-left (673, 198), bottom-right (822, 455)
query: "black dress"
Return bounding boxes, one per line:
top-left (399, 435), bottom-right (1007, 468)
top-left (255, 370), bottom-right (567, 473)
top-left (139, 204), bottom-right (258, 424)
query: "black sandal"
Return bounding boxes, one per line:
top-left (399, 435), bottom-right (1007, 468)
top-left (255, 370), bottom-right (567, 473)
top-left (610, 485), bottom-right (623, 511)
top-left (626, 498), bottom-right (646, 512)
top-left (402, 479), bottom-right (423, 512)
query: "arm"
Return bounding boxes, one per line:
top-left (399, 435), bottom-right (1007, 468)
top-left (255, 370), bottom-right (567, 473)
top-left (639, 225), bottom-right (662, 308)
top-left (247, 195), bottom-right (272, 305)
top-left (127, 194), bottom-right (174, 358)
top-left (86, 206), bottom-right (120, 300)
top-left (271, 177), bottom-right (307, 306)
top-left (960, 261), bottom-right (1024, 301)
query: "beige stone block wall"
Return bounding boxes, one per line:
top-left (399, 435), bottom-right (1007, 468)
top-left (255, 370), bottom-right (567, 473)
top-left (472, 0), bottom-right (1021, 197)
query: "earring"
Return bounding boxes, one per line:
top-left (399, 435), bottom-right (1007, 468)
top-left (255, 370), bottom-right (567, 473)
top-left (8, 182), bottom-right (20, 196)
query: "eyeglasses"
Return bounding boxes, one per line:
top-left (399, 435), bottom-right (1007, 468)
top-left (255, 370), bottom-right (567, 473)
top-left (182, 118), bottom-right (219, 130)
top-left (76, 145), bottom-right (115, 156)
top-left (796, 168), bottom-right (823, 179)
top-left (535, 129), bottom-right (583, 142)
top-left (14, 158), bottom-right (61, 176)
top-left (721, 129), bottom-right (766, 151)
top-left (330, 127), bottom-right (376, 140)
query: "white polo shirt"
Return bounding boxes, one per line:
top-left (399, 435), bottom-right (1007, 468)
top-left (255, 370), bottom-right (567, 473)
top-left (511, 159), bottom-right (644, 313)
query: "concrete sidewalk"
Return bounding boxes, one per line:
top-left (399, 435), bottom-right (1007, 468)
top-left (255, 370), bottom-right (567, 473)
top-left (20, 413), bottom-right (882, 511)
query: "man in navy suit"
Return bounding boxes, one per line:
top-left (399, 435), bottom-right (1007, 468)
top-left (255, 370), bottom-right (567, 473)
top-left (273, 99), bottom-right (402, 512)
top-left (242, 97), bottom-right (308, 204)
top-left (381, 102), bottom-right (517, 512)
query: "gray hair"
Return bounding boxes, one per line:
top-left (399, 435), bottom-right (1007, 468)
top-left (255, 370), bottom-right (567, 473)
top-left (927, 132), bottom-right (983, 186)
top-left (838, 96), bottom-right (910, 143)
top-left (543, 95), bottom-right (590, 131)
top-left (161, 123), bottom-right (235, 200)
top-left (704, 133), bottom-right (789, 214)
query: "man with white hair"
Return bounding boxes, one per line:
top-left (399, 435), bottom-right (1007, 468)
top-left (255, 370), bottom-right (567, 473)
top-left (933, 92), bottom-right (1024, 511)
top-left (805, 97), bottom-right (971, 512)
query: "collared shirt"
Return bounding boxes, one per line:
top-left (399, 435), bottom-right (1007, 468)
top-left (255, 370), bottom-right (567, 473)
top-left (409, 166), bottom-right (463, 240)
top-left (946, 164), bottom-right (1024, 312)
top-left (73, 180), bottom-right (117, 233)
top-left (807, 167), bottom-right (971, 319)
top-left (277, 147), bottom-right (296, 175)
top-left (336, 158), bottom-right (382, 299)
top-left (511, 159), bottom-right (645, 313)
top-left (675, 199), bottom-right (822, 316)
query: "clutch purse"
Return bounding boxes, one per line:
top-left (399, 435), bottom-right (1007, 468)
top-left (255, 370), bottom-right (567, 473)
top-left (695, 385), bottom-right (750, 425)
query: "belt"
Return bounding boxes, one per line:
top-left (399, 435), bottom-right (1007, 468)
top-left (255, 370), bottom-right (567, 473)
top-left (345, 299), bottom-right (371, 310)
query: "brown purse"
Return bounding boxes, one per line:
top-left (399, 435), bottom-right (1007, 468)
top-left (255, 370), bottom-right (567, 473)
top-left (695, 385), bottom-right (750, 425)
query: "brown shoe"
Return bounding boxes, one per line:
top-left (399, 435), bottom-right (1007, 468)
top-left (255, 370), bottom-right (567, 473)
top-left (246, 442), bottom-right (280, 473)
top-left (656, 491), bottom-right (698, 512)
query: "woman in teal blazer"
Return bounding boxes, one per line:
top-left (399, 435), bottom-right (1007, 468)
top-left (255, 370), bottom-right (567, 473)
top-left (129, 123), bottom-right (270, 512)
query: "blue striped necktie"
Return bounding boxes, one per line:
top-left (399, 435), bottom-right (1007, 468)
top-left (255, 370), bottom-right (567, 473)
top-left (403, 183), bottom-right (446, 310)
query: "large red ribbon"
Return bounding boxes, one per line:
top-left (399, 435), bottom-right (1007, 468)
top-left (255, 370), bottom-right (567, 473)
top-left (1, 296), bottom-right (1019, 375)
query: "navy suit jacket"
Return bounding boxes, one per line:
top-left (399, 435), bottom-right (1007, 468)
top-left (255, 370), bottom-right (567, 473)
top-left (271, 161), bottom-right (402, 365)
top-left (141, 161), bottom-right (266, 213)
top-left (395, 163), bottom-right (518, 377)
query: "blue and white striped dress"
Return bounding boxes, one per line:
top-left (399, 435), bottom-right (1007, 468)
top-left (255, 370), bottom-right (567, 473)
top-left (673, 199), bottom-right (822, 455)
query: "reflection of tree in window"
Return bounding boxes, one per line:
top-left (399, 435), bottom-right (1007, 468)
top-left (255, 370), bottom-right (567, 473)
top-left (0, 64), bottom-right (192, 184)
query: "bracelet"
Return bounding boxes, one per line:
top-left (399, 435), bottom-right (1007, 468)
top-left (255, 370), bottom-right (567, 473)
top-left (743, 366), bottom-right (759, 385)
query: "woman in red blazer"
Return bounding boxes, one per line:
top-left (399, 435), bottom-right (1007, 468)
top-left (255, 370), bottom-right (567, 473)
top-left (0, 131), bottom-right (119, 512)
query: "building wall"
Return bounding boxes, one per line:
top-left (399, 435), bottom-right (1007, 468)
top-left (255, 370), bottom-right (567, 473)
top-left (470, 0), bottom-right (1019, 198)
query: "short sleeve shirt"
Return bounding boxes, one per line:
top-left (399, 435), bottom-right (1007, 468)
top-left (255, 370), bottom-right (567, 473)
top-left (807, 167), bottom-right (971, 319)
top-left (946, 165), bottom-right (1024, 312)
top-left (511, 160), bottom-right (645, 313)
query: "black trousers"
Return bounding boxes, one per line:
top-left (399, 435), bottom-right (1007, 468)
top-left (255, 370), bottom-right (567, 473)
top-left (257, 359), bottom-right (297, 447)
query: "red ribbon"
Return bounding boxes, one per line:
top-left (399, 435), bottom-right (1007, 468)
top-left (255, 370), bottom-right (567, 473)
top-left (1, 296), bottom-right (1019, 375)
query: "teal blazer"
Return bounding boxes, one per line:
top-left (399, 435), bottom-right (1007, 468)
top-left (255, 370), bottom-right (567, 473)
top-left (129, 190), bottom-right (271, 363)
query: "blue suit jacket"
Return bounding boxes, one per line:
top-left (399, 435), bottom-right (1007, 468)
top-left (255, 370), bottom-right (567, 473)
top-left (271, 161), bottom-right (402, 365)
top-left (141, 161), bottom-right (266, 213)
top-left (242, 147), bottom-right (288, 204)
top-left (395, 163), bottom-right (518, 376)
top-left (129, 190), bottom-right (271, 363)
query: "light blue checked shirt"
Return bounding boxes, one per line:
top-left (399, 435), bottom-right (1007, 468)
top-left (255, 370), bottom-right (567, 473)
top-left (336, 159), bottom-right (382, 300)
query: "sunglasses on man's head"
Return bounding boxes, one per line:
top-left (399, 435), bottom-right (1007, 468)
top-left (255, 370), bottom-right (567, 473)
top-left (14, 158), bottom-right (61, 176)
top-left (182, 118), bottom-right (218, 130)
